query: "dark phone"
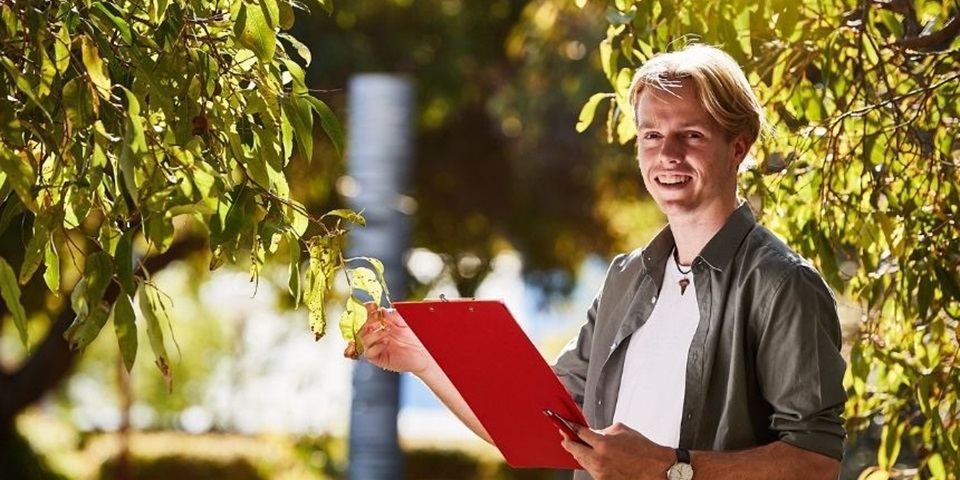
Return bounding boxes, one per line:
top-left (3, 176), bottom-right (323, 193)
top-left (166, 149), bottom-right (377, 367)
top-left (542, 409), bottom-right (588, 446)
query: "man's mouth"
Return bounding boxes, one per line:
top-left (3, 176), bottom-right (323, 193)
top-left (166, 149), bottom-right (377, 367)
top-left (655, 174), bottom-right (692, 186)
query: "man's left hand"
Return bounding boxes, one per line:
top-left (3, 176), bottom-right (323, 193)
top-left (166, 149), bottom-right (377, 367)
top-left (560, 422), bottom-right (675, 480)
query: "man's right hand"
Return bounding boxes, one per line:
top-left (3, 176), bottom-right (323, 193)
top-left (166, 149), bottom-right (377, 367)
top-left (359, 302), bottom-right (493, 444)
top-left (359, 302), bottom-right (433, 375)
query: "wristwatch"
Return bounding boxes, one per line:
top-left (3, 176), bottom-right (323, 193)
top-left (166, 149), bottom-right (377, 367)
top-left (666, 447), bottom-right (694, 480)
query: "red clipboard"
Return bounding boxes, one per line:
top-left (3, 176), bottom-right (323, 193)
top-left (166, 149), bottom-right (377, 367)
top-left (393, 299), bottom-right (587, 470)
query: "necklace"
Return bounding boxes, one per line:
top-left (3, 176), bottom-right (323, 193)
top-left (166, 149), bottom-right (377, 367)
top-left (674, 249), bottom-right (692, 295)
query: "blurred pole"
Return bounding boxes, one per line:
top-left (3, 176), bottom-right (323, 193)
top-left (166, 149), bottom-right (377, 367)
top-left (345, 74), bottom-right (414, 480)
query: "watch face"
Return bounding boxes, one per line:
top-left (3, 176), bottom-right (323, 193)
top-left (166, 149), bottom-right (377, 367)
top-left (667, 463), bottom-right (694, 480)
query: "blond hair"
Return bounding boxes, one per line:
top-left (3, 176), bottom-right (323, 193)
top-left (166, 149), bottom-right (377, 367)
top-left (628, 44), bottom-right (767, 145)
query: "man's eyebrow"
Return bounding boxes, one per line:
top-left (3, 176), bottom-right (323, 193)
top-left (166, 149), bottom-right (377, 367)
top-left (636, 120), bottom-right (708, 129)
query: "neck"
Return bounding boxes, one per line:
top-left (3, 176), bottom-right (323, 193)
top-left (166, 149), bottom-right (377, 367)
top-left (668, 201), bottom-right (739, 265)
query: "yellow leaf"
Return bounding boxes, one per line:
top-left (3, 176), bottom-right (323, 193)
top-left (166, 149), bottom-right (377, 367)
top-left (339, 296), bottom-right (366, 358)
top-left (80, 35), bottom-right (111, 98)
top-left (304, 235), bottom-right (342, 339)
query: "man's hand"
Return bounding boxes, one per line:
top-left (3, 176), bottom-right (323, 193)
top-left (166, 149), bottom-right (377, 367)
top-left (359, 303), bottom-right (433, 375)
top-left (560, 422), bottom-right (674, 480)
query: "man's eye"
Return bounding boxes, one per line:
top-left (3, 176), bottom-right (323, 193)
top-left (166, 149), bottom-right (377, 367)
top-left (643, 132), bottom-right (662, 139)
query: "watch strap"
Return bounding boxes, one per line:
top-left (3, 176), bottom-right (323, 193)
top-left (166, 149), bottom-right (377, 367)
top-left (675, 447), bottom-right (691, 465)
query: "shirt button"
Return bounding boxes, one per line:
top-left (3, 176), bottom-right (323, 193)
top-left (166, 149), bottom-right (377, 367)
top-left (610, 342), bottom-right (616, 350)
top-left (651, 296), bottom-right (656, 304)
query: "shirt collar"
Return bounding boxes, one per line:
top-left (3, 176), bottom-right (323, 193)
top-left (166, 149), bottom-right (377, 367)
top-left (641, 202), bottom-right (758, 274)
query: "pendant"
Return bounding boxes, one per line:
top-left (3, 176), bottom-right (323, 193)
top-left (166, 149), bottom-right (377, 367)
top-left (679, 278), bottom-right (690, 295)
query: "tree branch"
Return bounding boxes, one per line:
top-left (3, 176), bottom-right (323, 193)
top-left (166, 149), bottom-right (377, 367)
top-left (896, 14), bottom-right (960, 51)
top-left (0, 235), bottom-right (207, 426)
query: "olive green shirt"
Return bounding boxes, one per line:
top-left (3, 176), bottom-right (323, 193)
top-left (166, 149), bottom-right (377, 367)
top-left (554, 204), bottom-right (846, 478)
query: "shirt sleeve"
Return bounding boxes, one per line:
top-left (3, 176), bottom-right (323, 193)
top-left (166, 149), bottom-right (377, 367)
top-left (551, 296), bottom-right (599, 407)
top-left (756, 263), bottom-right (848, 460)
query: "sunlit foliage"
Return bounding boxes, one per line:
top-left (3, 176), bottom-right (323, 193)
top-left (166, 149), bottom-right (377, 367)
top-left (579, 0), bottom-right (959, 477)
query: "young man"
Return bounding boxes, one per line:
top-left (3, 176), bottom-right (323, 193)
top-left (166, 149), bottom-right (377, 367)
top-left (359, 45), bottom-right (846, 480)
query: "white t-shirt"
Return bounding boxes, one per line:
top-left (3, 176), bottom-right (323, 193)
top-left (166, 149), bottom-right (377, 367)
top-left (611, 253), bottom-right (700, 448)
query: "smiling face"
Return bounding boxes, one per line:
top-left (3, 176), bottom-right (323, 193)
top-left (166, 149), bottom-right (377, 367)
top-left (635, 81), bottom-right (750, 224)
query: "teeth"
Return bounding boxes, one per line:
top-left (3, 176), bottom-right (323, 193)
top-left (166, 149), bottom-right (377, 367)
top-left (658, 175), bottom-right (689, 185)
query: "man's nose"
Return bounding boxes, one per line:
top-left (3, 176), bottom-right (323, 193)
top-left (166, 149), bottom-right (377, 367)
top-left (658, 136), bottom-right (683, 163)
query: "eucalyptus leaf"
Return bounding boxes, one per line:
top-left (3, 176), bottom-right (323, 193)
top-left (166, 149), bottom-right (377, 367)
top-left (305, 96), bottom-right (344, 158)
top-left (139, 284), bottom-right (172, 391)
top-left (0, 258), bottom-right (29, 347)
top-left (304, 234), bottom-right (342, 340)
top-left (338, 296), bottom-right (366, 359)
top-left (576, 92), bottom-right (611, 133)
top-left (113, 293), bottom-right (138, 372)
top-left (0, 149), bottom-right (37, 212)
top-left (64, 301), bottom-right (111, 351)
top-left (42, 237), bottom-right (59, 294)
top-left (235, 2), bottom-right (276, 63)
top-left (115, 228), bottom-right (136, 295)
top-left (80, 35), bottom-right (112, 97)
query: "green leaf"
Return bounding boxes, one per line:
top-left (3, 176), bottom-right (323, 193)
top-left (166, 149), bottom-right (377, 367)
top-left (144, 212), bottom-right (174, 253)
top-left (259, 0), bottom-right (280, 30)
top-left (0, 149), bottom-right (37, 213)
top-left (119, 87), bottom-right (145, 206)
top-left (577, 93), bottom-right (611, 133)
top-left (83, 251), bottom-right (113, 308)
top-left (305, 96), bottom-right (345, 158)
top-left (19, 218), bottom-right (49, 284)
top-left (349, 266), bottom-right (383, 305)
top-left (113, 293), bottom-right (138, 372)
top-left (338, 296), bottom-right (366, 358)
top-left (115, 229), bottom-right (136, 295)
top-left (0, 56), bottom-right (44, 114)
top-left (42, 236), bottom-right (59, 294)
top-left (322, 208), bottom-right (365, 226)
top-left (279, 32), bottom-right (311, 65)
top-left (92, 2), bottom-right (132, 45)
top-left (878, 421), bottom-right (906, 470)
top-left (286, 233), bottom-right (302, 308)
top-left (64, 300), bottom-right (110, 351)
top-left (278, 0), bottom-right (295, 30)
top-left (38, 44), bottom-right (56, 99)
top-left (139, 284), bottom-right (173, 391)
top-left (284, 199), bottom-right (310, 237)
top-left (281, 59), bottom-right (308, 95)
top-left (219, 186), bottom-right (255, 247)
top-left (926, 452), bottom-right (946, 479)
top-left (235, 1), bottom-right (277, 63)
top-left (366, 257), bottom-right (390, 301)
top-left (62, 77), bottom-right (95, 130)
top-left (80, 34), bottom-right (112, 98)
top-left (283, 96), bottom-right (314, 161)
top-left (53, 24), bottom-right (70, 74)
top-left (0, 258), bottom-right (29, 347)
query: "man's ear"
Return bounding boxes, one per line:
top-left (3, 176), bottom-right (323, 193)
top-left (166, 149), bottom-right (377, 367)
top-left (731, 134), bottom-right (753, 167)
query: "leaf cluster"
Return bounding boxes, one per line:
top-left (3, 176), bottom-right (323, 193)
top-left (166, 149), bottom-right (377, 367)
top-left (0, 0), bottom-right (383, 386)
